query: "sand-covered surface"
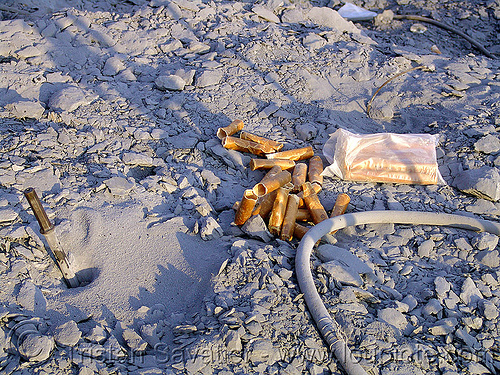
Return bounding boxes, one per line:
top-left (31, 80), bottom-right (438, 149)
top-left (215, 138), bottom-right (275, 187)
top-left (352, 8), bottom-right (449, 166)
top-left (1, 0), bottom-right (500, 374)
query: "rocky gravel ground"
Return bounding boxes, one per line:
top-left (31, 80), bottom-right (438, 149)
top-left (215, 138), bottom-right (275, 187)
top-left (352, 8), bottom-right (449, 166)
top-left (1, 0), bottom-right (500, 374)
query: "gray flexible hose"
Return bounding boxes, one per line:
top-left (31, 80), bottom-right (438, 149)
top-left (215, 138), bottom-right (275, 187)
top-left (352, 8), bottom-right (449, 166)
top-left (295, 210), bottom-right (500, 375)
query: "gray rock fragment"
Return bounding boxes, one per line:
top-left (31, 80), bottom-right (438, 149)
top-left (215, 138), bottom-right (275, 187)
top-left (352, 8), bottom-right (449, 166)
top-left (241, 215), bottom-right (273, 243)
top-left (200, 216), bottom-right (223, 240)
top-left (302, 33), bottom-right (326, 50)
top-left (368, 104), bottom-right (394, 120)
top-left (320, 261), bottom-right (363, 287)
top-left (19, 334), bottom-right (54, 362)
top-left (208, 140), bottom-right (248, 171)
top-left (475, 250), bottom-right (500, 268)
top-left (139, 323), bottom-right (160, 347)
top-left (474, 134), bottom-right (500, 154)
top-left (155, 75), bottom-right (186, 91)
top-left (252, 5), bottom-right (280, 23)
top-left (460, 277), bottom-right (483, 306)
top-left (172, 0), bottom-right (199, 11)
top-left (295, 123), bottom-right (318, 141)
top-left (434, 276), bottom-right (451, 298)
top-left (102, 56), bottom-right (126, 76)
top-left (467, 362), bottom-right (492, 375)
top-left (225, 330), bottom-right (242, 352)
top-left (53, 320), bottom-right (82, 346)
top-left (401, 295), bottom-right (418, 311)
top-left (444, 290), bottom-right (460, 310)
top-left (16, 167), bottom-right (62, 195)
top-left (245, 339), bottom-right (280, 365)
top-left (41, 22), bottom-right (58, 37)
top-left (122, 152), bottom-right (154, 167)
top-left (455, 328), bottom-right (481, 351)
top-left (16, 46), bottom-right (43, 59)
top-left (151, 129), bottom-right (169, 139)
top-left (123, 328), bottom-right (148, 352)
top-left (428, 317), bottom-right (458, 336)
top-left (472, 232), bottom-right (499, 251)
top-left (423, 298), bottom-right (442, 315)
top-left (160, 39), bottom-right (183, 53)
top-left (195, 70), bottom-right (223, 88)
top-left (306, 7), bottom-right (359, 33)
top-left (17, 281), bottom-right (47, 316)
top-left (378, 308), bottom-right (408, 332)
top-left (201, 169), bottom-right (221, 187)
top-left (374, 9), bottom-right (394, 25)
top-left (187, 41), bottom-right (210, 54)
top-left (282, 8), bottom-right (306, 23)
top-left (337, 302), bottom-right (369, 314)
top-left (0, 207), bottom-right (19, 223)
top-left (387, 198), bottom-right (404, 211)
top-left (5, 100), bottom-right (45, 119)
top-left (352, 66), bottom-right (371, 81)
top-left (258, 102), bottom-right (279, 118)
top-left (453, 166), bottom-right (500, 201)
top-left (184, 356), bottom-right (207, 374)
top-left (104, 177), bottom-right (135, 196)
top-left (117, 68), bottom-right (137, 82)
top-left (454, 237), bottom-right (472, 251)
top-left (317, 244), bottom-right (376, 284)
top-left (481, 300), bottom-right (499, 320)
top-left (48, 86), bottom-right (96, 112)
top-left (89, 26), bottom-right (116, 47)
top-left (85, 325), bottom-right (107, 344)
top-left (466, 199), bottom-right (500, 215)
top-left (175, 69), bottom-right (196, 86)
top-left (418, 239), bottom-right (434, 258)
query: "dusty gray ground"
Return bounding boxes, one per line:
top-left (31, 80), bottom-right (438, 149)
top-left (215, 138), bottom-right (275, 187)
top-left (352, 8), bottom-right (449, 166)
top-left (1, 0), bottom-right (500, 374)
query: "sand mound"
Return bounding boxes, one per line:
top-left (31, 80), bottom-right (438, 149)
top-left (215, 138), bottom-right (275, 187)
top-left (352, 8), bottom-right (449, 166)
top-left (47, 196), bottom-right (228, 326)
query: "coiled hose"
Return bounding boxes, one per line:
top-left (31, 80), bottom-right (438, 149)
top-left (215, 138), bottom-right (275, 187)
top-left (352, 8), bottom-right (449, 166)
top-left (295, 210), bottom-right (500, 375)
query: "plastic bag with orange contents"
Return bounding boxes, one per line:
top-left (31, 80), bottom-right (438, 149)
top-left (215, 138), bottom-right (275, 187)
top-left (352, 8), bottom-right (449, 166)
top-left (322, 129), bottom-right (445, 185)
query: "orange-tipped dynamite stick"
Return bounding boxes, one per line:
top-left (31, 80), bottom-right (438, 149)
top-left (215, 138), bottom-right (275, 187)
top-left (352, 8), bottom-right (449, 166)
top-left (253, 166), bottom-right (281, 219)
top-left (257, 190), bottom-right (278, 219)
top-left (217, 119), bottom-right (244, 139)
top-left (249, 159), bottom-right (296, 171)
top-left (233, 201), bottom-right (260, 216)
top-left (266, 146), bottom-right (314, 161)
top-left (328, 193), bottom-right (351, 235)
top-left (234, 189), bottom-right (258, 225)
top-left (294, 222), bottom-right (310, 240)
top-left (253, 170), bottom-right (291, 197)
top-left (330, 193), bottom-right (351, 218)
top-left (222, 136), bottom-right (274, 156)
top-left (302, 182), bottom-right (328, 224)
top-left (240, 131), bottom-right (283, 152)
top-left (268, 187), bottom-right (289, 235)
top-left (296, 208), bottom-right (312, 222)
top-left (292, 163), bottom-right (307, 191)
top-left (297, 182), bottom-right (321, 208)
top-left (280, 194), bottom-right (300, 241)
top-left (308, 156), bottom-right (324, 187)
top-left (24, 188), bottom-right (79, 288)
top-left (259, 165), bottom-right (282, 184)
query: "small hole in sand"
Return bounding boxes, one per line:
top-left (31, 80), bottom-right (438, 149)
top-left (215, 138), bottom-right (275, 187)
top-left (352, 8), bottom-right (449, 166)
top-left (75, 267), bottom-right (99, 287)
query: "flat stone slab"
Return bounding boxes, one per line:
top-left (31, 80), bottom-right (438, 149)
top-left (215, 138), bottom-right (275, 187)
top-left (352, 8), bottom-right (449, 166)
top-left (453, 166), bottom-right (500, 201)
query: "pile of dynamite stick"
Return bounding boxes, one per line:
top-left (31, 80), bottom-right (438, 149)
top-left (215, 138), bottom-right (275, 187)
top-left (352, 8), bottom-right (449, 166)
top-left (218, 120), bottom-right (350, 241)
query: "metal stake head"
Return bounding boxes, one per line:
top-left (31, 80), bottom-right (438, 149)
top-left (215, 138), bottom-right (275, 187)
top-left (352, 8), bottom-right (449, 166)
top-left (23, 188), bottom-right (54, 234)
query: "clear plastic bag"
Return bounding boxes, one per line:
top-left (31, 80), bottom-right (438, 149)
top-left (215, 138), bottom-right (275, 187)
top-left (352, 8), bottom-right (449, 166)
top-left (322, 129), bottom-right (445, 185)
